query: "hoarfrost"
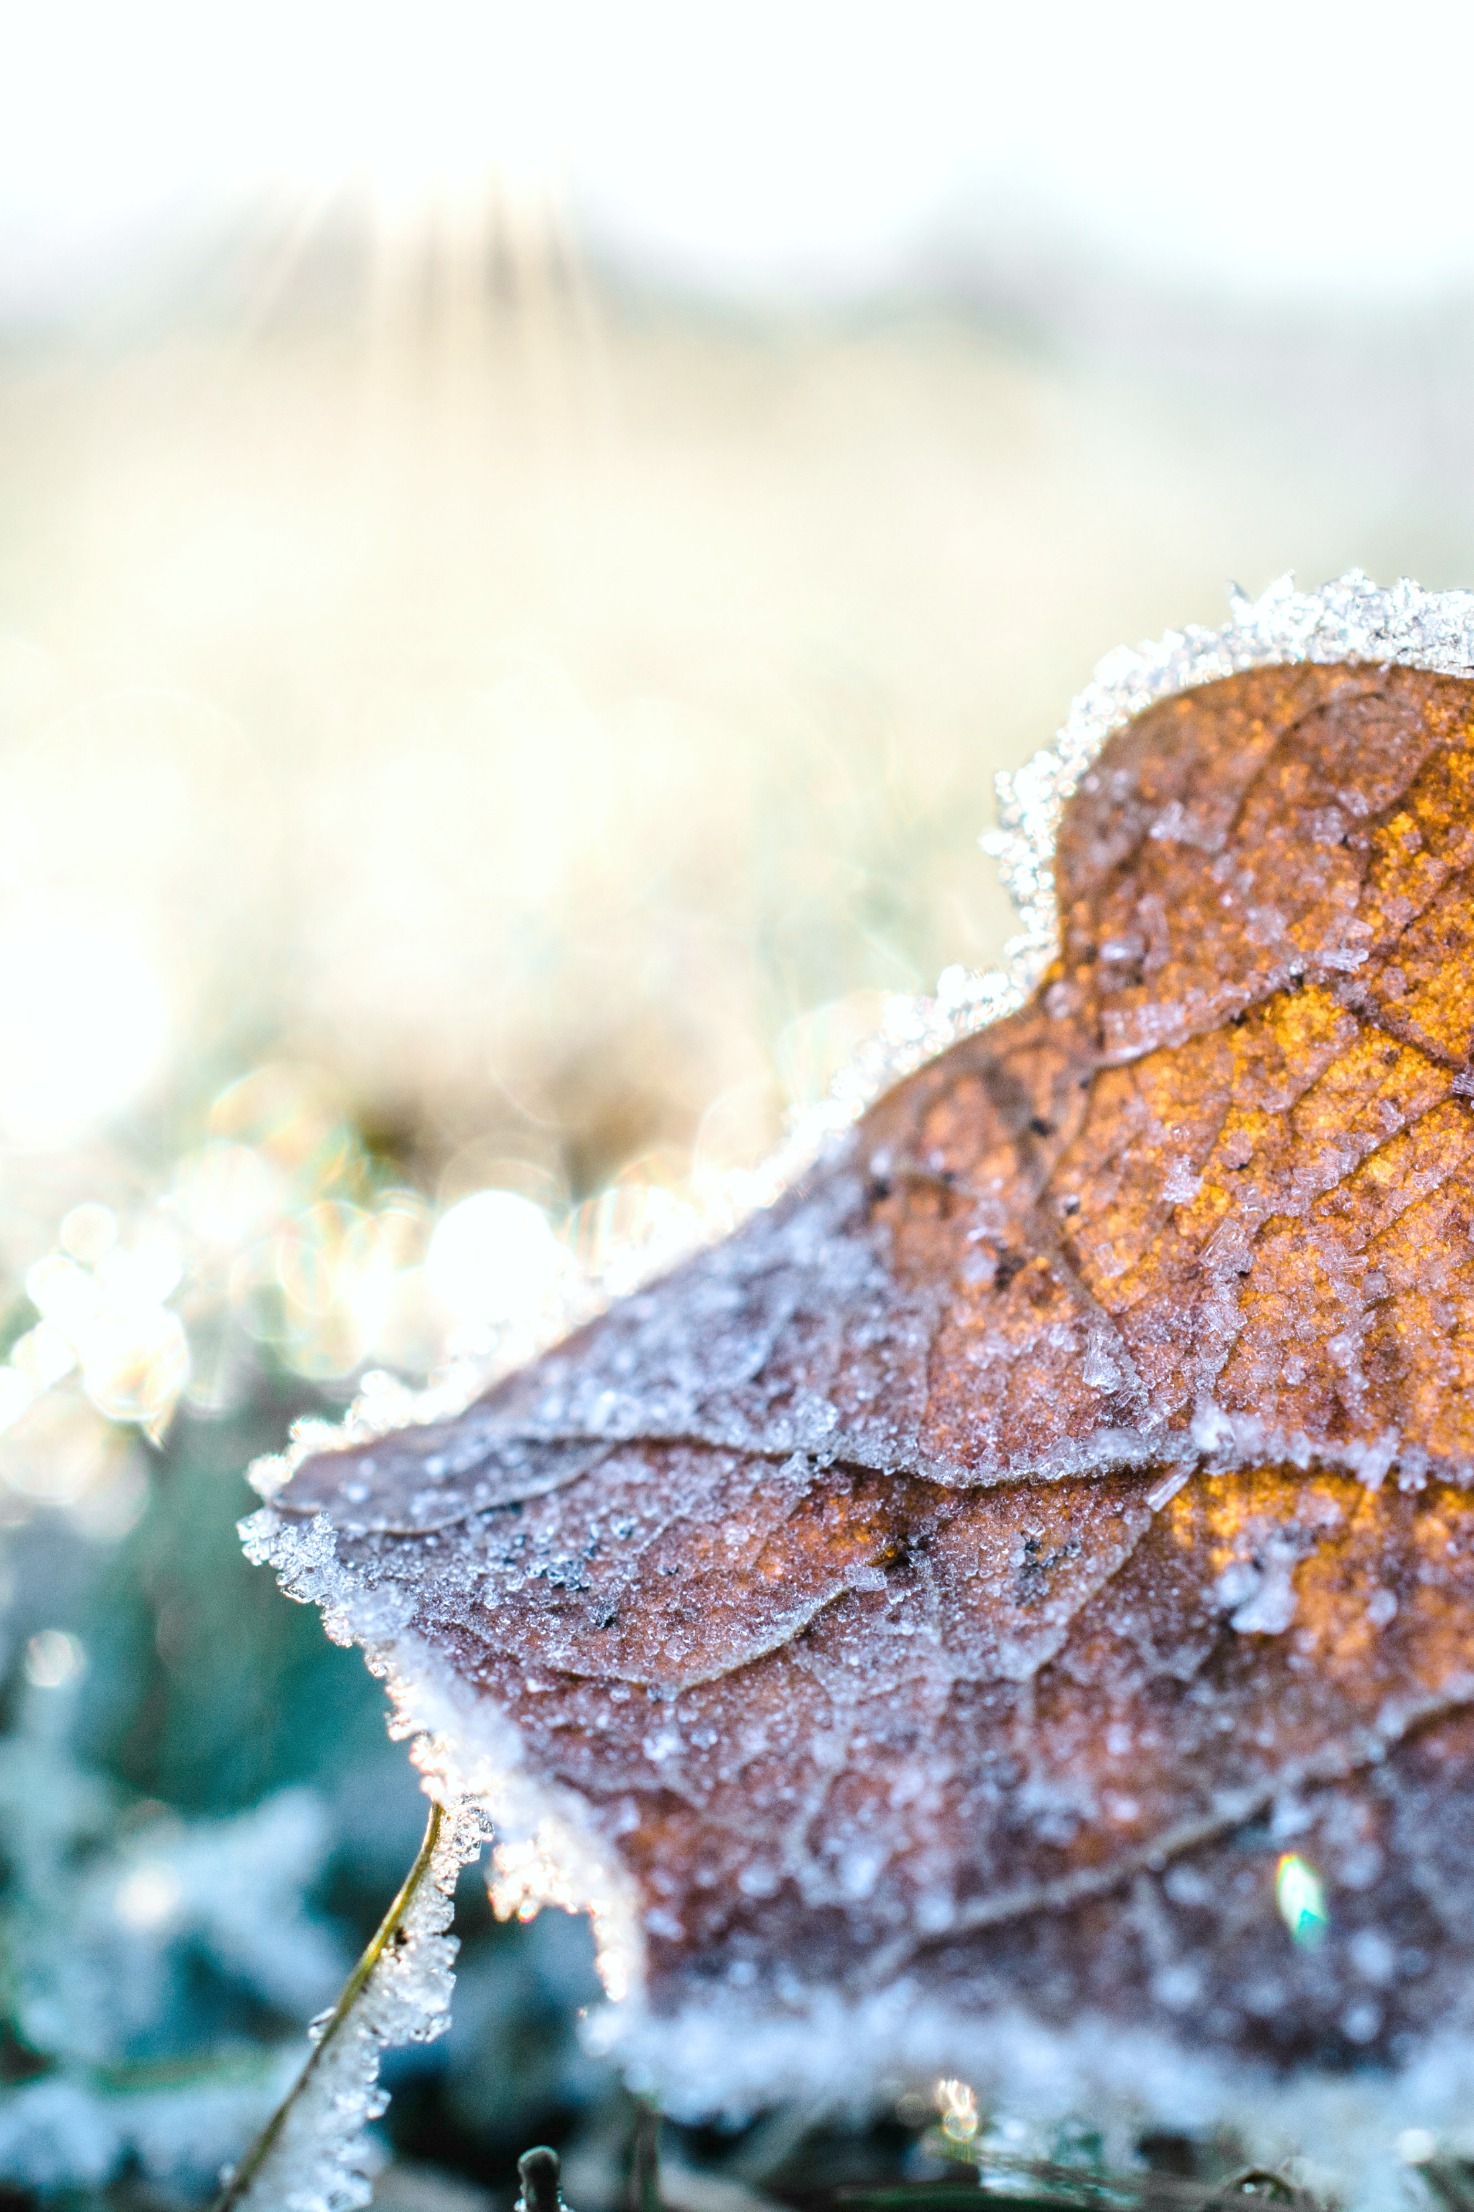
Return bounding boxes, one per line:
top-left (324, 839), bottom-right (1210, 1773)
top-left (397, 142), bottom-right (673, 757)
top-left (0, 1673), bottom-right (342, 2196)
top-left (0, 2069), bottom-right (299, 2195)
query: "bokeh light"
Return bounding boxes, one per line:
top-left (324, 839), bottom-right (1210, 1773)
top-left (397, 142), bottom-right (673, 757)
top-left (935, 2077), bottom-right (980, 2145)
top-left (171, 1144), bottom-right (286, 1253)
top-left (425, 1190), bottom-right (566, 1326)
top-left (1276, 1853), bottom-right (1329, 1949)
top-left (23, 1628), bottom-right (86, 1690)
top-left (0, 919), bottom-right (166, 1147)
top-left (113, 1862), bottom-right (183, 1933)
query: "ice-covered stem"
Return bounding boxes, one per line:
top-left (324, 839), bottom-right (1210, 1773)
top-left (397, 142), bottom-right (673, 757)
top-left (627, 2099), bottom-right (661, 2212)
top-left (519, 2146), bottom-right (566, 2212)
top-left (212, 1795), bottom-right (485, 2212)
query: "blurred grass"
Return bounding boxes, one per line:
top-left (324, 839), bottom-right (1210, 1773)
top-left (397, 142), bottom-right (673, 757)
top-left (0, 278), bottom-right (1425, 1202)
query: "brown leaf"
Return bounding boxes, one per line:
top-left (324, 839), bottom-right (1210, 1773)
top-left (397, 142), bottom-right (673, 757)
top-left (275, 661), bottom-right (1474, 2075)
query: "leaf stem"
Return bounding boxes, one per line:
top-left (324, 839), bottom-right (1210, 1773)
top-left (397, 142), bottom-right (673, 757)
top-left (211, 1798), bottom-right (444, 2212)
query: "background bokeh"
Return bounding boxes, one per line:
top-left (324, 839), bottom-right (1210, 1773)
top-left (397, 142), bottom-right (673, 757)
top-left (5, 2), bottom-right (1474, 2201)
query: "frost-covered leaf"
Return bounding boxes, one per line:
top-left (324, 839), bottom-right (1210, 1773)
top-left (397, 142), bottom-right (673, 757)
top-left (263, 657), bottom-right (1474, 2158)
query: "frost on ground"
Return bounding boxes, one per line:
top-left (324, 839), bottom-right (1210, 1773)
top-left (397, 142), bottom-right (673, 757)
top-left (250, 579), bottom-right (1474, 2208)
top-left (0, 1670), bottom-right (343, 2195)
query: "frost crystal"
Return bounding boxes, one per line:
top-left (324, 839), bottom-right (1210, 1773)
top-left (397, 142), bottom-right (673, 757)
top-left (245, 577), bottom-right (1474, 2212)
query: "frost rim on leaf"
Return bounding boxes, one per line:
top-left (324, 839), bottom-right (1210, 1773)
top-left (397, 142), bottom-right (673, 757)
top-left (986, 569), bottom-right (1474, 1015)
top-left (237, 1506), bottom-right (645, 2012)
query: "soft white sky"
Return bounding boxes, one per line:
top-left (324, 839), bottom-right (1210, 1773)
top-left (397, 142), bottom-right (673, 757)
top-left (2, 0), bottom-right (1473, 317)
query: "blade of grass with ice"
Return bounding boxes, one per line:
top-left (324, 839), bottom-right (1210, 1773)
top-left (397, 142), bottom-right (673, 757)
top-left (213, 1795), bottom-right (485, 2212)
